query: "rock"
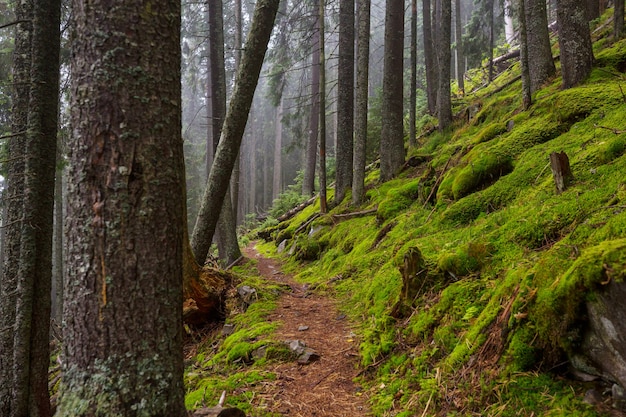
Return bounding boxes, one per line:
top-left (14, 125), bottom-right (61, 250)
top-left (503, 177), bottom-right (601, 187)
top-left (252, 345), bottom-right (267, 359)
top-left (288, 240), bottom-right (297, 256)
top-left (583, 388), bottom-right (603, 406)
top-left (298, 325), bottom-right (309, 331)
top-left (297, 348), bottom-right (320, 364)
top-left (222, 323), bottom-right (235, 336)
top-left (506, 119), bottom-right (515, 131)
top-left (287, 339), bottom-right (307, 355)
top-left (308, 225), bottom-right (324, 237)
top-left (237, 285), bottom-right (257, 305)
top-left (277, 239), bottom-right (288, 253)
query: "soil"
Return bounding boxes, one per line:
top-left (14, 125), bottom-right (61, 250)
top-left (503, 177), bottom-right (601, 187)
top-left (243, 243), bottom-right (371, 417)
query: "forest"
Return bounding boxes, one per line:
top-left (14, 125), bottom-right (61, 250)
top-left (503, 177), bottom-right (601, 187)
top-left (0, 0), bottom-right (625, 415)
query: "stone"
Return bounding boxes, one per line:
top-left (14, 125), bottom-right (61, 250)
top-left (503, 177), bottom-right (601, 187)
top-left (277, 239), bottom-right (288, 253)
top-left (297, 348), bottom-right (320, 365)
top-left (287, 339), bottom-right (307, 355)
top-left (222, 323), bottom-right (235, 336)
top-left (252, 345), bottom-right (267, 359)
top-left (237, 285), bottom-right (257, 305)
top-left (583, 388), bottom-right (603, 406)
top-left (298, 325), bottom-right (309, 331)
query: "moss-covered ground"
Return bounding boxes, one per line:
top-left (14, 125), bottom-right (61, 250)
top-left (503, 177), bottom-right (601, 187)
top-left (185, 12), bottom-right (626, 417)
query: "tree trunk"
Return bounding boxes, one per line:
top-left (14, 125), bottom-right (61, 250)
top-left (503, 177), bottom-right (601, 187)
top-left (519, 0), bottom-right (532, 109)
top-left (58, 0), bottom-right (186, 414)
top-left (273, 100), bottom-right (283, 201)
top-left (352, 0), bottom-right (370, 206)
top-left (319, 0), bottom-right (328, 214)
top-left (0, 1), bottom-right (31, 413)
top-left (52, 153), bottom-right (64, 323)
top-left (335, 0), bottom-right (355, 205)
top-left (454, 0), bottom-right (465, 94)
top-left (525, 0), bottom-right (556, 93)
top-left (423, 0), bottom-right (438, 115)
top-left (556, 0), bottom-right (594, 89)
top-left (231, 0), bottom-right (243, 220)
top-left (615, 0), bottom-right (624, 40)
top-left (550, 151), bottom-right (573, 194)
top-left (303, 0), bottom-right (320, 197)
top-left (586, 0), bottom-right (600, 21)
top-left (409, 0), bottom-right (418, 147)
top-left (437, 0), bottom-right (452, 131)
top-left (380, 0), bottom-right (405, 182)
top-left (488, 0), bottom-right (495, 82)
top-left (191, 0), bottom-right (281, 263)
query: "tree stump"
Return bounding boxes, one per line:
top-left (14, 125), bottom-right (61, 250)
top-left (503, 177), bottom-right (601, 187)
top-left (549, 151), bottom-right (573, 194)
top-left (391, 247), bottom-right (427, 318)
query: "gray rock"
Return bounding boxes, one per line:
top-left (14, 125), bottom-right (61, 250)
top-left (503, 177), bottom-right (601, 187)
top-left (287, 339), bottom-right (306, 355)
top-left (252, 345), bottom-right (267, 359)
top-left (298, 325), bottom-right (309, 331)
top-left (583, 388), bottom-right (603, 406)
top-left (297, 348), bottom-right (320, 364)
top-left (237, 285), bottom-right (257, 304)
top-left (506, 119), bottom-right (515, 131)
top-left (222, 323), bottom-right (235, 336)
top-left (277, 239), bottom-right (288, 253)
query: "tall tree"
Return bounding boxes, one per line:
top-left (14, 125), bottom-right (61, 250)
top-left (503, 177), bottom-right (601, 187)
top-left (615, 0), bottom-right (624, 40)
top-left (335, 0), bottom-right (355, 204)
top-left (409, 0), bottom-right (418, 147)
top-left (586, 0), bottom-right (600, 21)
top-left (556, 0), bottom-right (594, 89)
top-left (379, 0), bottom-right (405, 182)
top-left (454, 0), bottom-right (465, 94)
top-left (525, 0), bottom-right (556, 93)
top-left (191, 0), bottom-right (281, 262)
top-left (57, 0), bottom-right (186, 414)
top-left (436, 0), bottom-right (453, 130)
top-left (423, 0), bottom-right (438, 115)
top-left (0, 1), bottom-right (31, 413)
top-left (352, 0), bottom-right (370, 205)
top-left (519, 0), bottom-right (532, 109)
top-left (208, 0), bottom-right (241, 265)
top-left (318, 0), bottom-right (328, 213)
top-left (303, 0), bottom-right (321, 197)
top-left (273, 99), bottom-right (283, 200)
top-left (231, 0), bottom-right (243, 220)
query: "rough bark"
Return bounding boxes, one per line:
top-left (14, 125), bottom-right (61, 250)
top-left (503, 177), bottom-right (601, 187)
top-left (380, 0), bottom-right (405, 182)
top-left (318, 0), bottom-right (328, 214)
top-left (352, 0), bottom-right (370, 206)
top-left (335, 0), bottom-right (355, 205)
top-left (409, 0), bottom-right (418, 147)
top-left (556, 0), bottom-right (594, 89)
top-left (525, 0), bottom-right (556, 93)
top-left (302, 1), bottom-right (320, 197)
top-left (454, 0), bottom-right (465, 94)
top-left (615, 0), bottom-right (625, 40)
top-left (0, 3), bottom-right (31, 414)
top-left (191, 0), bottom-right (281, 262)
top-left (231, 0), bottom-right (243, 219)
top-left (519, 0), bottom-right (532, 109)
top-left (549, 151), bottom-right (572, 194)
top-left (423, 0), bottom-right (438, 115)
top-left (273, 100), bottom-right (283, 201)
top-left (10, 0), bottom-right (60, 415)
top-left (436, 0), bottom-right (453, 131)
top-left (58, 0), bottom-right (186, 414)
top-left (52, 154), bottom-right (64, 323)
top-left (586, 0), bottom-right (600, 21)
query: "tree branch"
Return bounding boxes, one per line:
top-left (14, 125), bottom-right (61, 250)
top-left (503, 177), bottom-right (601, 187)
top-left (0, 19), bottom-right (30, 30)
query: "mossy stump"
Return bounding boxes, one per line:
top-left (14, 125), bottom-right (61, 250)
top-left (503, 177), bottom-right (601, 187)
top-left (549, 151), bottom-right (573, 194)
top-left (391, 247), bottom-right (427, 318)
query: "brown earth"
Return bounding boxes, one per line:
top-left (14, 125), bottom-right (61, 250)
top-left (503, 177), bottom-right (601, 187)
top-left (243, 243), bottom-right (371, 417)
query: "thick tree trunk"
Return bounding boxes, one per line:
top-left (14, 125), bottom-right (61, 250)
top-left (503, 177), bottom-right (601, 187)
top-left (191, 0), bottom-right (281, 263)
top-left (525, 0), bottom-right (556, 93)
top-left (409, 0), bottom-right (418, 147)
top-left (454, 0), bottom-right (465, 94)
top-left (488, 0), bottom-right (495, 82)
top-left (586, 0), bottom-right (600, 21)
top-left (231, 0), bottom-right (243, 220)
top-left (318, 0), bottom-right (328, 214)
top-left (273, 100), bottom-right (283, 201)
top-left (303, 1), bottom-right (320, 197)
top-left (59, 0), bottom-right (186, 414)
top-left (380, 0), bottom-right (405, 182)
top-left (0, 2), bottom-right (31, 414)
top-left (335, 0), bottom-right (355, 205)
top-left (436, 0), bottom-right (452, 131)
top-left (352, 0), bottom-right (370, 206)
top-left (52, 156), bottom-right (64, 323)
top-left (423, 0), bottom-right (438, 115)
top-left (556, 0), bottom-right (594, 89)
top-left (519, 0), bottom-right (532, 109)
top-left (615, 0), bottom-right (624, 40)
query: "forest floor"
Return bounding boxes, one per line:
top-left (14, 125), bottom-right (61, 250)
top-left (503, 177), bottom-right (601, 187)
top-left (242, 242), bottom-right (371, 417)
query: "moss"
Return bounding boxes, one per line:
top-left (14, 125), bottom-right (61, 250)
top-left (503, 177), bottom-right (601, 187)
top-left (451, 152), bottom-right (514, 200)
top-left (437, 241), bottom-right (492, 277)
top-left (377, 179), bottom-right (421, 221)
top-left (473, 122), bottom-right (507, 145)
top-left (597, 136), bottom-right (626, 163)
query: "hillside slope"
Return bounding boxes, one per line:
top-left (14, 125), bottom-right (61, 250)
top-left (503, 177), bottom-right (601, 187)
top-left (259, 17), bottom-right (626, 417)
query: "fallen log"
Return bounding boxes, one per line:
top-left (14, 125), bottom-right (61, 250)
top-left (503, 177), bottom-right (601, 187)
top-left (277, 194), bottom-right (317, 222)
top-left (331, 207), bottom-right (378, 223)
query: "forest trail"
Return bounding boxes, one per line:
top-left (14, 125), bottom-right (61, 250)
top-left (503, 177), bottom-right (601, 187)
top-left (243, 243), bottom-right (371, 417)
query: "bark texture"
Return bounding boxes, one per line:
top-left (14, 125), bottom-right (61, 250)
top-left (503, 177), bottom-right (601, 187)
top-left (436, 0), bottom-right (452, 130)
top-left (379, 0), bottom-right (405, 182)
top-left (410, 0), bottom-right (418, 147)
top-left (352, 0), bottom-right (370, 205)
top-left (0, 2), bottom-right (31, 414)
top-left (454, 0), bottom-right (465, 94)
top-left (335, 0), bottom-right (355, 205)
top-left (423, 0), bottom-right (438, 115)
top-left (615, 0), bottom-right (625, 40)
top-left (191, 0), bottom-right (281, 262)
top-left (556, 0), bottom-right (594, 89)
top-left (302, 1), bottom-right (320, 197)
top-left (318, 0), bottom-right (328, 213)
top-left (525, 0), bottom-right (556, 93)
top-left (519, 0), bottom-right (532, 109)
top-left (59, 0), bottom-right (186, 414)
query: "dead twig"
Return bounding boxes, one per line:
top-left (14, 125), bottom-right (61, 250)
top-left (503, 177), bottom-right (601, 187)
top-left (594, 124), bottom-right (626, 134)
top-left (330, 207), bottom-right (377, 223)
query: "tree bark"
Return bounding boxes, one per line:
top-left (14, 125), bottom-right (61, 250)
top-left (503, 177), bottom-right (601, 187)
top-left (615, 0), bottom-right (624, 40)
top-left (231, 0), bottom-right (243, 220)
top-left (525, 0), bottom-right (556, 93)
top-left (52, 151), bottom-right (64, 323)
top-left (58, 0), bottom-right (186, 414)
top-left (409, 0), bottom-right (418, 147)
top-left (557, 0), bottom-right (594, 89)
top-left (273, 100), bottom-right (283, 201)
top-left (335, 0), bottom-right (355, 205)
top-left (550, 151), bottom-right (573, 194)
top-left (436, 0), bottom-right (453, 131)
top-left (0, 2), bottom-right (31, 414)
top-left (318, 0), bottom-right (328, 213)
top-left (423, 0), bottom-right (438, 115)
top-left (380, 0), bottom-right (405, 182)
top-left (454, 0), bottom-right (465, 94)
top-left (519, 0), bottom-right (532, 109)
top-left (352, 0), bottom-right (370, 206)
top-left (191, 0), bottom-right (281, 263)
top-left (302, 0), bottom-right (320, 197)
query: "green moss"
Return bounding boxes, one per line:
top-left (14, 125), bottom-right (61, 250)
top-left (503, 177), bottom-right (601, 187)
top-left (377, 179), bottom-right (421, 221)
top-left (598, 136), bottom-right (626, 163)
top-left (437, 241), bottom-right (492, 277)
top-left (451, 152), bottom-right (514, 200)
top-left (473, 122), bottom-right (507, 145)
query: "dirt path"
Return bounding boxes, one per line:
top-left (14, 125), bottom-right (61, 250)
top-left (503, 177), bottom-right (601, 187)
top-left (244, 243), bottom-right (371, 417)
